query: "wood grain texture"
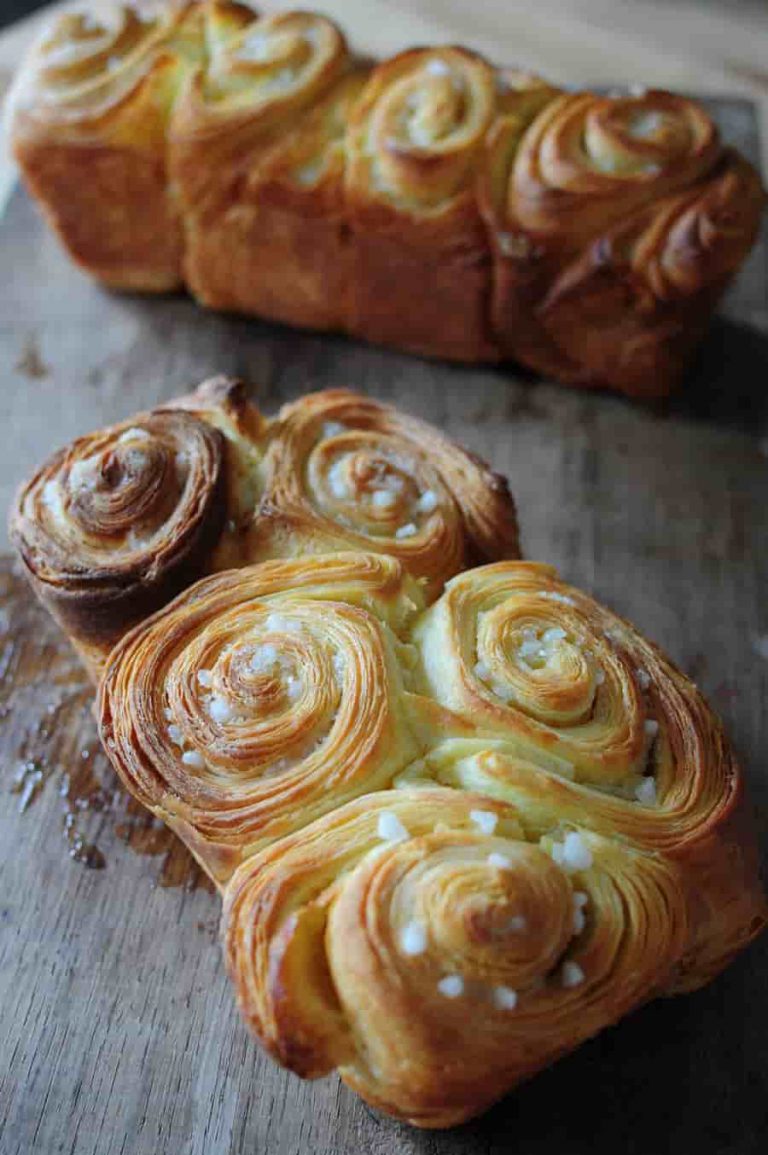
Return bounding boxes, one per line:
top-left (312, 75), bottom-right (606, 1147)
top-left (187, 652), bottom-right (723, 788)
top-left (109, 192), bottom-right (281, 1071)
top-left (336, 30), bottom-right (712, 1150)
top-left (1, 96), bottom-right (767, 1155)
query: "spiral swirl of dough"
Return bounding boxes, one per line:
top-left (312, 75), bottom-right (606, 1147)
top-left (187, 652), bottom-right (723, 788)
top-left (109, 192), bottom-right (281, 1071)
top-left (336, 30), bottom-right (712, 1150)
top-left (178, 3), bottom-right (348, 134)
top-left (223, 787), bottom-right (687, 1126)
top-left (628, 150), bottom-right (766, 301)
top-left (413, 561), bottom-right (660, 789)
top-left (506, 89), bottom-right (721, 243)
top-left (13, 1), bottom-right (195, 131)
top-left (98, 552), bottom-right (765, 1122)
top-left (410, 561), bottom-right (766, 986)
top-left (98, 553), bottom-right (424, 882)
top-left (11, 408), bottom-right (228, 659)
top-left (347, 47), bottom-right (497, 208)
top-left (249, 390), bottom-right (520, 598)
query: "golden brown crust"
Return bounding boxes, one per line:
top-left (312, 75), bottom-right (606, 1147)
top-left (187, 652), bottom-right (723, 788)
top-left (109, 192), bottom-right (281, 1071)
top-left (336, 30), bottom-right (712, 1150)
top-left (9, 393), bottom-right (232, 680)
top-left (10, 4), bottom-right (764, 394)
top-left (409, 561), bottom-right (767, 988)
top-left (178, 55), bottom-right (369, 327)
top-left (343, 46), bottom-right (502, 361)
top-left (9, 1), bottom-right (205, 290)
top-left (96, 553), bottom-right (764, 1125)
top-left (170, 3), bottom-right (355, 322)
top-left (98, 553), bottom-right (425, 881)
top-left (480, 91), bottom-right (765, 395)
top-left (223, 787), bottom-right (689, 1126)
top-left (9, 381), bottom-right (520, 679)
top-left (245, 388), bottom-right (520, 599)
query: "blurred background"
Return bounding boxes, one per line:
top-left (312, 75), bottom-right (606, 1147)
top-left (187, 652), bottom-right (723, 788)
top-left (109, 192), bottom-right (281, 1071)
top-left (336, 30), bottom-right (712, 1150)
top-left (3, 0), bottom-right (768, 31)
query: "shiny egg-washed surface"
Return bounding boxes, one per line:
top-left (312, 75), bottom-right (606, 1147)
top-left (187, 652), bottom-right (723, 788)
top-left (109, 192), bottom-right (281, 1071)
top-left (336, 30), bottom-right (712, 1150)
top-left (8, 0), bottom-right (765, 396)
top-left (98, 553), bottom-right (766, 1127)
top-left (9, 378), bottom-right (519, 681)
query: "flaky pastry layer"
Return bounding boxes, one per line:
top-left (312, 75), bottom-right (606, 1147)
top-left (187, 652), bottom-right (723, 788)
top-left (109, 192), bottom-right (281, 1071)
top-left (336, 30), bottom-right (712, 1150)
top-left (97, 554), bottom-right (766, 1126)
top-left (9, 378), bottom-right (519, 680)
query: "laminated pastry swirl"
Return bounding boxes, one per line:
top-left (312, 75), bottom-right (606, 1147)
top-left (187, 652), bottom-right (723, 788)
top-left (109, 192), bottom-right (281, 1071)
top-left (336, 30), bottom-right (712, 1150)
top-left (9, 380), bottom-right (519, 680)
top-left (9, 2), bottom-right (765, 398)
top-left (98, 554), bottom-right (766, 1126)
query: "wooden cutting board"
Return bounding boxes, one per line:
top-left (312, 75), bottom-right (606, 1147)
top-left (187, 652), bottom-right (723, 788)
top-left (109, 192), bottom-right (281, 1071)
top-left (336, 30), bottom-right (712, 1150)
top-left (1, 96), bottom-right (767, 1155)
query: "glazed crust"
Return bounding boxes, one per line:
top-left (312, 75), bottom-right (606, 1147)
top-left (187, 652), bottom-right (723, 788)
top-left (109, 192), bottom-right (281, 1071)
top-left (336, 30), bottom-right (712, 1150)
top-left (96, 554), bottom-right (766, 1126)
top-left (9, 2), bottom-right (765, 395)
top-left (8, 380), bottom-right (520, 680)
top-left (479, 93), bottom-right (765, 395)
top-left (8, 1), bottom-right (205, 290)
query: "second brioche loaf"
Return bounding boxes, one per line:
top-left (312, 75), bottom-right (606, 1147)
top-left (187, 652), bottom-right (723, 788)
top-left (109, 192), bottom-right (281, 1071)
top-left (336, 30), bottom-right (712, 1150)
top-left (8, 1), bottom-right (764, 398)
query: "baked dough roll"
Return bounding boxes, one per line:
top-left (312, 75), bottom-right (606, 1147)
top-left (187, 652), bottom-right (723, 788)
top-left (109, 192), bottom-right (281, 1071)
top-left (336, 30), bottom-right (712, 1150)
top-left (98, 554), bottom-right (425, 882)
top-left (409, 561), bottom-right (767, 988)
top-left (8, 0), bottom-right (204, 291)
top-left (222, 787), bottom-right (688, 1126)
top-left (171, 2), bottom-right (357, 326)
top-left (98, 553), bottom-right (764, 1125)
top-left (244, 388), bottom-right (520, 599)
top-left (344, 50), bottom-right (546, 361)
top-left (10, 382), bottom-right (519, 678)
top-left (9, 377), bottom-right (264, 680)
top-left (480, 89), bottom-right (765, 396)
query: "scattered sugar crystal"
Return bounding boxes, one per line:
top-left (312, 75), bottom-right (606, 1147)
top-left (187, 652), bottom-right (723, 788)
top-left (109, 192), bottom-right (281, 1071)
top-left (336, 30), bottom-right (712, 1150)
top-left (327, 461), bottom-right (348, 499)
top-left (470, 809), bottom-right (498, 835)
top-left (644, 719), bottom-right (659, 739)
top-left (636, 668), bottom-right (651, 690)
top-left (322, 421), bottom-right (347, 439)
top-left (561, 960), bottom-right (585, 988)
top-left (197, 669), bottom-right (213, 688)
top-left (236, 33), bottom-right (269, 62)
top-left (549, 842), bottom-right (566, 868)
top-left (492, 681), bottom-right (517, 703)
top-left (634, 777), bottom-right (657, 806)
top-left (118, 427), bottom-right (151, 443)
top-left (543, 627), bottom-right (567, 643)
top-left (42, 480), bottom-right (63, 513)
top-left (371, 489), bottom-right (398, 508)
top-left (265, 613), bottom-right (301, 634)
top-left (250, 643), bottom-right (279, 672)
top-left (208, 695), bottom-right (234, 724)
top-left (488, 852), bottom-right (511, 870)
top-left (67, 458), bottom-right (97, 492)
top-left (400, 921), bottom-right (428, 956)
top-left (377, 811), bottom-right (409, 843)
top-left (437, 974), bottom-right (464, 998)
top-left (562, 832), bottom-right (593, 872)
top-left (181, 750), bottom-right (205, 769)
top-left (395, 522), bottom-right (418, 539)
top-left (595, 669), bottom-right (606, 685)
top-left (474, 659), bottom-right (492, 682)
top-left (294, 158), bottom-right (323, 186)
top-left (551, 832), bottom-right (593, 873)
top-left (415, 490), bottom-right (438, 514)
top-left (425, 58), bottom-right (451, 77)
top-left (519, 638), bottom-right (544, 663)
top-left (167, 724), bottom-right (184, 747)
top-left (494, 985), bottom-right (518, 1010)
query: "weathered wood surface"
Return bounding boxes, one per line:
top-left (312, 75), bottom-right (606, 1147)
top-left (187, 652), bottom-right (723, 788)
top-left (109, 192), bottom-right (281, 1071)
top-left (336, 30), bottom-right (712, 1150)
top-left (1, 96), bottom-right (767, 1155)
